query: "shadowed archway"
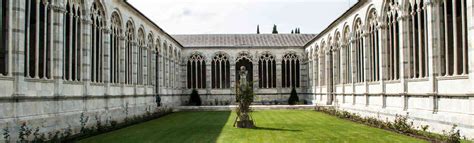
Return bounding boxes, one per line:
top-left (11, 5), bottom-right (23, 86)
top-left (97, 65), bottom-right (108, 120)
top-left (236, 58), bottom-right (253, 83)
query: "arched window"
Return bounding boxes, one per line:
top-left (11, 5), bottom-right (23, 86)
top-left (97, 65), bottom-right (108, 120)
top-left (439, 0), bottom-right (468, 76)
top-left (327, 36), bottom-right (334, 86)
top-left (24, 0), bottom-right (52, 79)
top-left (90, 1), bottom-right (105, 83)
top-left (171, 46), bottom-right (176, 88)
top-left (64, 2), bottom-right (82, 81)
top-left (319, 42), bottom-right (326, 86)
top-left (367, 9), bottom-right (380, 82)
top-left (343, 26), bottom-right (352, 83)
top-left (0, 0), bottom-right (7, 76)
top-left (384, 1), bottom-right (400, 80)
top-left (187, 53), bottom-right (206, 89)
top-left (333, 32), bottom-right (341, 85)
top-left (307, 50), bottom-right (313, 87)
top-left (155, 38), bottom-right (161, 87)
top-left (168, 45), bottom-right (173, 88)
top-left (353, 18), bottom-right (364, 83)
top-left (125, 21), bottom-right (135, 84)
top-left (282, 53), bottom-right (300, 88)
top-left (258, 52), bottom-right (276, 88)
top-left (162, 41), bottom-right (167, 87)
top-left (110, 12), bottom-right (121, 83)
top-left (407, 1), bottom-right (428, 79)
top-left (137, 28), bottom-right (145, 85)
top-left (313, 46), bottom-right (319, 87)
top-left (147, 33), bottom-right (154, 85)
top-left (176, 51), bottom-right (181, 88)
top-left (211, 53), bottom-right (230, 89)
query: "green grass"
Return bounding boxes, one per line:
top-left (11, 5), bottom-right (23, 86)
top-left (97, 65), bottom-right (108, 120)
top-left (79, 110), bottom-right (425, 143)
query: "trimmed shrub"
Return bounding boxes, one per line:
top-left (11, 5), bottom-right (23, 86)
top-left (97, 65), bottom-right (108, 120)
top-left (188, 89), bottom-right (202, 106)
top-left (288, 88), bottom-right (299, 105)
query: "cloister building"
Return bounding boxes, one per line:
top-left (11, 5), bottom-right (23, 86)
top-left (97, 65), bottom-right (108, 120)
top-left (0, 0), bottom-right (473, 140)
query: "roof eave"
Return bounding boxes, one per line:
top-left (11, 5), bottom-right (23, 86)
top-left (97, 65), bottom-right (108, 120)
top-left (302, 0), bottom-right (366, 48)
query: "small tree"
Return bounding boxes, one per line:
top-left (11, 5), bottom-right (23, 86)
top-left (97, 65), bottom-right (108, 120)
top-left (272, 24), bottom-right (278, 34)
top-left (257, 25), bottom-right (260, 34)
top-left (288, 87), bottom-right (299, 105)
top-left (189, 89), bottom-right (202, 106)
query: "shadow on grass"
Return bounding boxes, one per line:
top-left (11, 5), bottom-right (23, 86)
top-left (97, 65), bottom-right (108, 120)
top-left (253, 127), bottom-right (302, 132)
top-left (78, 111), bottom-right (232, 143)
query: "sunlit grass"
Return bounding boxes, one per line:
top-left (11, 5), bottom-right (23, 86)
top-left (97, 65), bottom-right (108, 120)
top-left (79, 110), bottom-right (425, 143)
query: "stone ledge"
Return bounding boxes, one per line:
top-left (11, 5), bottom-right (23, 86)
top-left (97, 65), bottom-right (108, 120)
top-left (173, 105), bottom-right (317, 112)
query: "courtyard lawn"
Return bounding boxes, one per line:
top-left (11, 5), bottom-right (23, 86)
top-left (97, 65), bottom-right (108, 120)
top-left (79, 110), bottom-right (425, 143)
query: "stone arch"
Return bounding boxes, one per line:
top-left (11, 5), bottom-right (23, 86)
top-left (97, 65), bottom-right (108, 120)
top-left (124, 19), bottom-right (135, 84)
top-left (211, 51), bottom-right (231, 89)
top-left (236, 51), bottom-right (253, 62)
top-left (187, 52), bottom-right (207, 89)
top-left (235, 51), bottom-right (253, 84)
top-left (282, 51), bottom-right (300, 88)
top-left (258, 51), bottom-right (277, 88)
top-left (155, 37), bottom-right (161, 52)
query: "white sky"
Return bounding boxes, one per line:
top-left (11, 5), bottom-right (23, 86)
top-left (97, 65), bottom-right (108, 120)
top-left (128, 0), bottom-right (358, 34)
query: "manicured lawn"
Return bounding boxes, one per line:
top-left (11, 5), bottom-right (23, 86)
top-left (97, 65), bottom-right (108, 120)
top-left (79, 110), bottom-right (425, 143)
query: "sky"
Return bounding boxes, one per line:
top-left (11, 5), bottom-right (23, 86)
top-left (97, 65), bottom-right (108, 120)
top-left (128, 0), bottom-right (358, 34)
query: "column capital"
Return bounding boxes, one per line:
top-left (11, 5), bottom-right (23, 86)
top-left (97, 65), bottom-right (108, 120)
top-left (51, 4), bottom-right (67, 13)
top-left (362, 32), bottom-right (371, 37)
top-left (399, 14), bottom-right (411, 21)
top-left (424, 1), bottom-right (433, 7)
top-left (377, 22), bottom-right (388, 29)
top-left (82, 18), bottom-right (93, 24)
top-left (103, 28), bottom-right (111, 34)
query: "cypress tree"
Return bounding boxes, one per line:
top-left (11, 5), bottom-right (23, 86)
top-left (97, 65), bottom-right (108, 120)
top-left (257, 25), bottom-right (260, 34)
top-left (272, 24), bottom-right (278, 34)
top-left (291, 30), bottom-right (294, 34)
top-left (288, 87), bottom-right (299, 105)
top-left (189, 89), bottom-right (202, 106)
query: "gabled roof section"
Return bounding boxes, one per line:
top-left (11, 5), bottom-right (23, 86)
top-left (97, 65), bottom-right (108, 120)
top-left (303, 0), bottom-right (365, 47)
top-left (173, 34), bottom-right (317, 48)
top-left (123, 0), bottom-right (184, 48)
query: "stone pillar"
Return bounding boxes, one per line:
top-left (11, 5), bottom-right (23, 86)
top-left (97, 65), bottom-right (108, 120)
top-left (165, 56), bottom-right (168, 90)
top-left (427, 1), bottom-right (441, 113)
top-left (82, 15), bottom-right (92, 98)
top-left (312, 52), bottom-right (318, 104)
top-left (12, 0), bottom-right (26, 97)
top-left (399, 13), bottom-right (409, 111)
top-left (325, 49), bottom-right (332, 105)
top-left (51, 2), bottom-right (66, 99)
top-left (253, 58), bottom-right (258, 90)
top-left (308, 59), bottom-right (313, 92)
top-left (119, 35), bottom-right (125, 95)
top-left (378, 22), bottom-right (387, 108)
top-left (230, 60), bottom-right (236, 89)
top-left (363, 31), bottom-right (370, 106)
top-left (158, 53), bottom-right (163, 94)
top-left (103, 29), bottom-right (111, 92)
top-left (206, 59), bottom-right (211, 94)
top-left (276, 58), bottom-right (282, 93)
top-left (350, 38), bottom-right (357, 105)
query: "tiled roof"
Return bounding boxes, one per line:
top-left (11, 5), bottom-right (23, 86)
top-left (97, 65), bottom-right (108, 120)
top-left (172, 34), bottom-right (317, 48)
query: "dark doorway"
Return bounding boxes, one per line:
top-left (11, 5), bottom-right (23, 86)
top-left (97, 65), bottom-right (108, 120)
top-left (235, 58), bottom-right (253, 83)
